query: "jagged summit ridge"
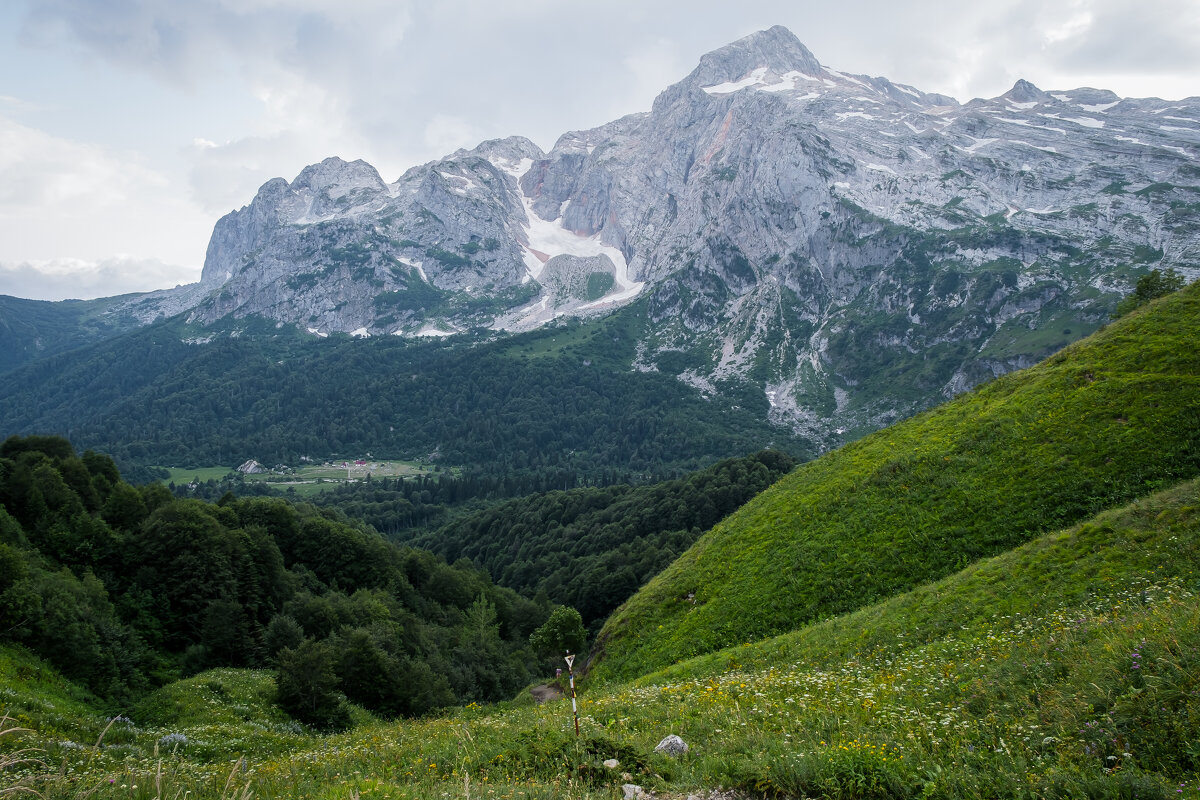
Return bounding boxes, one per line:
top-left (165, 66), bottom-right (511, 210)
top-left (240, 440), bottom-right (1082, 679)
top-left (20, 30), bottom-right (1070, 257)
top-left (690, 25), bottom-right (823, 86)
top-left (1003, 78), bottom-right (1050, 104)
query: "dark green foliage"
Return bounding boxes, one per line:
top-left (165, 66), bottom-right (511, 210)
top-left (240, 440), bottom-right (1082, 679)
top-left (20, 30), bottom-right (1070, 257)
top-left (373, 268), bottom-right (445, 312)
top-left (0, 558), bottom-right (149, 698)
top-left (0, 294), bottom-right (142, 375)
top-left (307, 469), bottom-right (604, 538)
top-left (263, 613), bottom-right (304, 660)
top-left (0, 435), bottom-right (548, 720)
top-left (450, 594), bottom-right (529, 702)
top-left (529, 605), bottom-right (586, 662)
top-left (332, 627), bottom-right (398, 711)
top-left (286, 272), bottom-right (321, 291)
top-left (129, 500), bottom-right (244, 646)
top-left (0, 310), bottom-right (809, 483)
top-left (275, 639), bottom-right (351, 731)
top-left (425, 247), bottom-right (473, 269)
top-left (411, 451), bottom-right (795, 628)
top-left (1114, 267), bottom-right (1188, 317)
top-left (585, 272), bottom-right (615, 300)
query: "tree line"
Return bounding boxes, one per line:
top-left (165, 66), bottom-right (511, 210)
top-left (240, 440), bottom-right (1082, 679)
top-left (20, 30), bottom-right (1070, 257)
top-left (171, 450), bottom-right (797, 636)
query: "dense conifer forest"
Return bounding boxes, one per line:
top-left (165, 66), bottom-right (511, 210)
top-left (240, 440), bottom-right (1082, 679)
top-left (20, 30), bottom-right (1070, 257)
top-left (0, 312), bottom-right (810, 484)
top-left (403, 450), bottom-right (797, 630)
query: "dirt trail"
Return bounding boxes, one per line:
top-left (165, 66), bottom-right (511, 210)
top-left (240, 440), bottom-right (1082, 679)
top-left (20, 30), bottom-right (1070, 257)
top-left (529, 684), bottom-right (563, 704)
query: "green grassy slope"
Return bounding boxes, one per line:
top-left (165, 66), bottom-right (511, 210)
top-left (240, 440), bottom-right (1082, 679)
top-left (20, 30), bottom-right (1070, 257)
top-left (640, 474), bottom-right (1200, 687)
top-left (590, 281), bottom-right (1200, 682)
top-left (0, 655), bottom-right (318, 796)
top-left (560, 477), bottom-right (1200, 799)
top-left (7, 477), bottom-right (1196, 799)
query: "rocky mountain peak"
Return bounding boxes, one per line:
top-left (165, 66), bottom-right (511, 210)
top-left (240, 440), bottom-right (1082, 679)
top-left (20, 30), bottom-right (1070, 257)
top-left (694, 25), bottom-right (822, 84)
top-left (290, 156), bottom-right (386, 197)
top-left (172, 24), bottom-right (1200, 449)
top-left (1002, 78), bottom-right (1050, 104)
top-left (653, 26), bottom-right (823, 113)
top-left (451, 136), bottom-right (545, 165)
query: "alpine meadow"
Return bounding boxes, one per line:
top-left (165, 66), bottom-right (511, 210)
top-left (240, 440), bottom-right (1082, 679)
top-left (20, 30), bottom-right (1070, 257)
top-left (3, 23), bottom-right (1200, 800)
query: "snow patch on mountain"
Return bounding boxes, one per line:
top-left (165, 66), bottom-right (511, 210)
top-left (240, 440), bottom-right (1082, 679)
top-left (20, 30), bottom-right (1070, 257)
top-left (702, 66), bottom-right (771, 94)
top-left (510, 160), bottom-right (643, 303)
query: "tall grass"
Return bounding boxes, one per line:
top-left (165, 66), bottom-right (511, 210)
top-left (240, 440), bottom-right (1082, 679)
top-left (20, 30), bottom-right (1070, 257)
top-left (591, 282), bottom-right (1200, 682)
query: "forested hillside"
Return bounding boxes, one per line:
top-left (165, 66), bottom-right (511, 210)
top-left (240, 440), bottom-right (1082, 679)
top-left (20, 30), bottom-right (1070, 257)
top-left (0, 435), bottom-right (558, 726)
top-left (405, 450), bottom-right (796, 629)
top-left (592, 280), bottom-right (1200, 681)
top-left (5, 446), bottom-right (1198, 800)
top-left (0, 309), bottom-right (809, 482)
top-left (0, 294), bottom-right (143, 375)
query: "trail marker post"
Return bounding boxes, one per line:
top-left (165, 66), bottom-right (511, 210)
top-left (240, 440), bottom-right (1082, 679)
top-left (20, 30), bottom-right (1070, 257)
top-left (565, 652), bottom-right (579, 737)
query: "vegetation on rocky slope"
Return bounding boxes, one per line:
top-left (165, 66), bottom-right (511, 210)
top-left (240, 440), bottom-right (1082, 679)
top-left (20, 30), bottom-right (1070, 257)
top-left (0, 311), bottom-right (810, 483)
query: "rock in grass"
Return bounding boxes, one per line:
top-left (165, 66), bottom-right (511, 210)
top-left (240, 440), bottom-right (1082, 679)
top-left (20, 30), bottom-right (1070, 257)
top-left (603, 758), bottom-right (620, 769)
top-left (622, 784), bottom-right (648, 799)
top-left (654, 734), bottom-right (689, 756)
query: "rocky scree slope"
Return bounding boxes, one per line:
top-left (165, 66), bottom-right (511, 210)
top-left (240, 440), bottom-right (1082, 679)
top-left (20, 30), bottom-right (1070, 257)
top-left (126, 25), bottom-right (1200, 446)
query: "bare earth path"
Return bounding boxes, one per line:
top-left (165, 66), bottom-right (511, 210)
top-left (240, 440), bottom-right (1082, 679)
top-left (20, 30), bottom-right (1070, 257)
top-left (528, 684), bottom-right (562, 704)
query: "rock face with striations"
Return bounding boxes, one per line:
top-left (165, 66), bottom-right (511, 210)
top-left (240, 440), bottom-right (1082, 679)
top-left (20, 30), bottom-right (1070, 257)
top-left (145, 25), bottom-right (1198, 446)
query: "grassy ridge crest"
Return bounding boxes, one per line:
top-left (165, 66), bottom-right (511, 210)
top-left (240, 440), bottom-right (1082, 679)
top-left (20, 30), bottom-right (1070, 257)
top-left (634, 474), bottom-right (1200, 688)
top-left (590, 282), bottom-right (1200, 682)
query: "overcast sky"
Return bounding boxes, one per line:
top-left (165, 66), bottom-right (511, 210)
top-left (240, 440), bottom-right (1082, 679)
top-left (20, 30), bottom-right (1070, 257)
top-left (1, 0), bottom-right (1198, 301)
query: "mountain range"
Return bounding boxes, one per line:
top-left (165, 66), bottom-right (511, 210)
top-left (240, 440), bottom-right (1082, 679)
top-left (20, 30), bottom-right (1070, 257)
top-left (4, 24), bottom-right (1200, 451)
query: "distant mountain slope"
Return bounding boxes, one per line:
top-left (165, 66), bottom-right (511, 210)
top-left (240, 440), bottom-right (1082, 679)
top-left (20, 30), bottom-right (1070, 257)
top-left (590, 280), bottom-right (1200, 682)
top-left (0, 294), bottom-right (144, 374)
top-left (9, 26), bottom-right (1195, 453)
top-left (0, 310), bottom-right (810, 477)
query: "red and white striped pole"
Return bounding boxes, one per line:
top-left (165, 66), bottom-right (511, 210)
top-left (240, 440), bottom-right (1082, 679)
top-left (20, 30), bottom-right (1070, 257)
top-left (565, 652), bottom-right (579, 737)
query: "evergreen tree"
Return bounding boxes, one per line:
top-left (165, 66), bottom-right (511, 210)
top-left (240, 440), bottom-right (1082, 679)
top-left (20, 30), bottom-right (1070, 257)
top-left (275, 639), bottom-right (350, 731)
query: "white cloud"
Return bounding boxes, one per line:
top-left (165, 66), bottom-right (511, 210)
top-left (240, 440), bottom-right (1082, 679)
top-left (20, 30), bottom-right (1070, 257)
top-left (20, 0), bottom-right (416, 88)
top-left (0, 115), bottom-right (158, 207)
top-left (423, 114), bottom-right (481, 159)
top-left (620, 39), bottom-right (686, 115)
top-left (0, 255), bottom-right (197, 300)
top-left (1040, 2), bottom-right (1094, 45)
top-left (0, 114), bottom-right (210, 283)
top-left (185, 134), bottom-right (287, 214)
